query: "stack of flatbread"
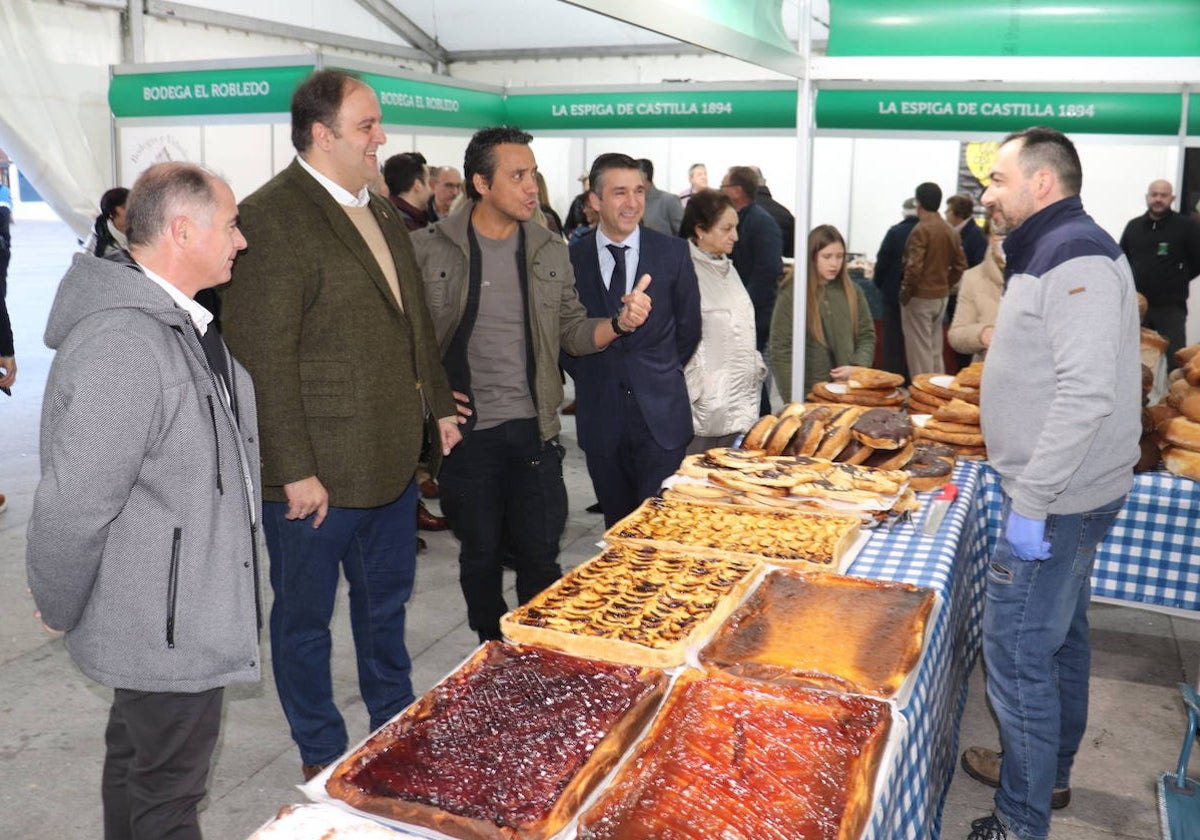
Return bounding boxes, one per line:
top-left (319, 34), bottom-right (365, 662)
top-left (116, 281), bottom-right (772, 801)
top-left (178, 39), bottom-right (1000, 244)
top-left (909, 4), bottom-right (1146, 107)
top-left (808, 366), bottom-right (905, 408)
top-left (912, 398), bottom-right (986, 460)
top-left (907, 362), bottom-right (983, 415)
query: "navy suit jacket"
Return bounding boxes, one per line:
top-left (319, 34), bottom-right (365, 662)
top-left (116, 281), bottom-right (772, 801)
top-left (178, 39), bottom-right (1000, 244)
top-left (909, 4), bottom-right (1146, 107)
top-left (564, 226), bottom-right (701, 452)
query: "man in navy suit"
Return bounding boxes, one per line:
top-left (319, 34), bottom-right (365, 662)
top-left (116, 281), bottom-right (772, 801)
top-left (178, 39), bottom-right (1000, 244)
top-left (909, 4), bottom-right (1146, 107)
top-left (566, 153), bottom-right (702, 527)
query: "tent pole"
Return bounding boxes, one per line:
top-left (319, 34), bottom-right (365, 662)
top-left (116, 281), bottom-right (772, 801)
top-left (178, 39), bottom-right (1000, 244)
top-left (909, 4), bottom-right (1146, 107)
top-left (790, 0), bottom-right (814, 405)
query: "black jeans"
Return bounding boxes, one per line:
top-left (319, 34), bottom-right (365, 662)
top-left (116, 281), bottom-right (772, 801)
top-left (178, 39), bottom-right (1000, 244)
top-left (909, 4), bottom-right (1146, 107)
top-left (439, 418), bottom-right (568, 641)
top-left (102, 687), bottom-right (223, 840)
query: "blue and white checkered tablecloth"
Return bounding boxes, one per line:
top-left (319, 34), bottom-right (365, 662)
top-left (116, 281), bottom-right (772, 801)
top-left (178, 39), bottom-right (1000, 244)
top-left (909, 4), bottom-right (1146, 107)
top-left (849, 460), bottom-right (989, 840)
top-left (978, 465), bottom-right (1200, 612)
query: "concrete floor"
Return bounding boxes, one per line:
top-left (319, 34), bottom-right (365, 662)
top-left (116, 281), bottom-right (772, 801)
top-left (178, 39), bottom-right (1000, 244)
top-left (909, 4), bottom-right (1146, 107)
top-left (1, 220), bottom-right (1197, 839)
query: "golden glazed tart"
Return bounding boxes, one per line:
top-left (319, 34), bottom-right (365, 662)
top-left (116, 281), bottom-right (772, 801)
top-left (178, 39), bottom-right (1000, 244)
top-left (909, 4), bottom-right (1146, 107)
top-left (325, 642), bottom-right (666, 840)
top-left (577, 671), bottom-right (892, 840)
top-left (501, 544), bottom-right (762, 668)
top-left (700, 569), bottom-right (936, 699)
top-left (605, 498), bottom-right (861, 570)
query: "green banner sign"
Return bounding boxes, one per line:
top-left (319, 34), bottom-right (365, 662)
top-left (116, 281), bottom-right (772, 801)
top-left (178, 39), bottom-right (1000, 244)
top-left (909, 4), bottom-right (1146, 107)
top-left (355, 72), bottom-right (505, 129)
top-left (109, 66), bottom-right (312, 118)
top-left (504, 89), bottom-right (796, 130)
top-left (827, 0), bottom-right (1200, 57)
top-left (817, 90), bottom-right (1183, 136)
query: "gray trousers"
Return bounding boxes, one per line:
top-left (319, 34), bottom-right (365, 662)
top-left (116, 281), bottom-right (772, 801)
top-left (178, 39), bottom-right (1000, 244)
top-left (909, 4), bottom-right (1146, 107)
top-left (902, 296), bottom-right (948, 376)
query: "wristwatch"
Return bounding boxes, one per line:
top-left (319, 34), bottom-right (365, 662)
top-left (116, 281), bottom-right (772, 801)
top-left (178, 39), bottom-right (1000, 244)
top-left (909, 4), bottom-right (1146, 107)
top-left (611, 313), bottom-right (634, 336)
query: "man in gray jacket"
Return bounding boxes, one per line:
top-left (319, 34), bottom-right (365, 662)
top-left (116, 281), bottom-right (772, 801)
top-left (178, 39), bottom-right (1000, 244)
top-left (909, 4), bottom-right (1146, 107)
top-left (412, 126), bottom-right (650, 641)
top-left (961, 127), bottom-right (1140, 840)
top-left (27, 162), bottom-right (260, 840)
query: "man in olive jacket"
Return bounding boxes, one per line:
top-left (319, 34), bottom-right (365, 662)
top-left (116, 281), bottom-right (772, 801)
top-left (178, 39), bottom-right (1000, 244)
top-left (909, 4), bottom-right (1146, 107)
top-left (221, 70), bottom-right (459, 780)
top-left (412, 126), bottom-right (650, 641)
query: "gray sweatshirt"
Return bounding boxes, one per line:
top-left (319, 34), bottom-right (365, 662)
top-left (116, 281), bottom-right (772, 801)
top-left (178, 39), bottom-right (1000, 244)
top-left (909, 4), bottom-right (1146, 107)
top-left (27, 253), bottom-right (262, 692)
top-left (980, 196), bottom-right (1140, 519)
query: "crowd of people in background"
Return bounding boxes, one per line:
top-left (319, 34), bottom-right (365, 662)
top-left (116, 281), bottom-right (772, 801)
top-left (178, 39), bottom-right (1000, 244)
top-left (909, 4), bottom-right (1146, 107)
top-left (10, 64), bottom-right (1198, 840)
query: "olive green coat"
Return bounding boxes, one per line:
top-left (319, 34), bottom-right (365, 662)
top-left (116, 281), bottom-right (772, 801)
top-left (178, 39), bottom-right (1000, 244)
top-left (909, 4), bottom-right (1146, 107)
top-left (222, 160), bottom-right (455, 507)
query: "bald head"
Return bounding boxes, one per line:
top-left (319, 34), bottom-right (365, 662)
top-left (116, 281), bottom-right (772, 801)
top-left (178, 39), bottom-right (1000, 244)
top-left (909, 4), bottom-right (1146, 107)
top-left (1146, 179), bottom-right (1175, 219)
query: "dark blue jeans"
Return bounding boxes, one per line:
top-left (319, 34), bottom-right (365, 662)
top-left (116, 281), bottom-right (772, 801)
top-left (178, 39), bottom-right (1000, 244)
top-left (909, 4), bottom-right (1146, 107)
top-left (439, 418), bottom-right (568, 641)
top-left (985, 493), bottom-right (1125, 840)
top-left (263, 482), bottom-right (418, 767)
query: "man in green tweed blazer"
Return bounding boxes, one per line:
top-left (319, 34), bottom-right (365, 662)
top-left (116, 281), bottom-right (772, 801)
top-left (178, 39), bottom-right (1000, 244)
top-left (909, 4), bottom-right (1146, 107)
top-left (221, 69), bottom-right (459, 781)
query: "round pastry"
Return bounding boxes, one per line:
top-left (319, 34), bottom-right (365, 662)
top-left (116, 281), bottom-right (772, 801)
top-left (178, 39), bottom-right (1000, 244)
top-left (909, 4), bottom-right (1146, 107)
top-left (903, 448), bottom-right (954, 491)
top-left (1158, 416), bottom-right (1200, 452)
top-left (912, 373), bottom-right (980, 405)
top-left (1142, 363), bottom-right (1155, 402)
top-left (851, 407), bottom-right (912, 450)
top-left (784, 405), bottom-right (833, 457)
top-left (1173, 344), bottom-right (1200, 369)
top-left (845, 366), bottom-right (905, 391)
top-left (813, 381), bottom-right (905, 406)
top-left (762, 413), bottom-right (804, 456)
top-left (933, 398), bottom-right (981, 425)
top-left (951, 444), bottom-right (989, 460)
top-left (912, 440), bottom-right (957, 467)
top-left (1137, 292), bottom-right (1148, 321)
top-left (915, 425), bottom-right (985, 447)
top-left (1147, 402), bottom-right (1181, 429)
top-left (742, 415), bottom-right (777, 450)
top-left (834, 438), bottom-right (873, 465)
top-left (664, 485), bottom-right (736, 503)
top-left (907, 396), bottom-right (947, 418)
top-left (813, 405), bottom-right (865, 460)
top-left (1178, 393), bottom-right (1200, 424)
top-left (924, 417), bottom-right (982, 437)
top-left (1162, 445), bottom-right (1200, 481)
top-left (1186, 354), bottom-right (1200, 387)
top-left (677, 454), bottom-right (713, 479)
top-left (1140, 327), bottom-right (1169, 356)
top-left (777, 401), bottom-right (809, 420)
top-left (863, 440), bottom-right (915, 471)
top-left (953, 362), bottom-right (984, 390)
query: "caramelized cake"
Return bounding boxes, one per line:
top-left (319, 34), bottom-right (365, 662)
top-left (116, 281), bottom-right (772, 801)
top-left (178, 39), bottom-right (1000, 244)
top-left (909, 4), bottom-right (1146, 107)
top-left (700, 570), bottom-right (935, 699)
top-left (325, 642), bottom-right (666, 840)
top-left (578, 671), bottom-right (891, 840)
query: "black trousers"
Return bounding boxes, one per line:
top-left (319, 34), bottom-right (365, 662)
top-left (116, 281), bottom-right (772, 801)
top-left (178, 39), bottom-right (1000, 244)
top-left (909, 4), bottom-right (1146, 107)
top-left (439, 418), bottom-right (568, 641)
top-left (1145, 302), bottom-right (1187, 367)
top-left (102, 687), bottom-right (224, 840)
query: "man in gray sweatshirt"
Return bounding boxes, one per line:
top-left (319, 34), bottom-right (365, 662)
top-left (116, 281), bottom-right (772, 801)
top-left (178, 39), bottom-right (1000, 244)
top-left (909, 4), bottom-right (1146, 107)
top-left (27, 162), bottom-right (260, 839)
top-left (960, 127), bottom-right (1140, 840)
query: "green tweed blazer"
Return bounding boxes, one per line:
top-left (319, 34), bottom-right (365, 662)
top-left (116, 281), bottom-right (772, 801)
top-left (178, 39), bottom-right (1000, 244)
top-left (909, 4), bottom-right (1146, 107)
top-left (222, 160), bottom-right (455, 508)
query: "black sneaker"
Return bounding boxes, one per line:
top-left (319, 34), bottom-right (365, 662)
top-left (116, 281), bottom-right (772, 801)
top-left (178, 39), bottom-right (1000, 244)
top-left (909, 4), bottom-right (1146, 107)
top-left (967, 814), bottom-right (1007, 839)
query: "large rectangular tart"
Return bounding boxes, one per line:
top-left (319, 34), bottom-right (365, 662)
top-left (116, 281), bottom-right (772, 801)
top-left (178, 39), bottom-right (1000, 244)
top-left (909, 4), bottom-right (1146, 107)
top-left (604, 498), bottom-right (860, 570)
top-left (577, 671), bottom-right (892, 840)
top-left (325, 642), bottom-right (666, 840)
top-left (500, 544), bottom-right (762, 669)
top-left (699, 570), bottom-right (936, 699)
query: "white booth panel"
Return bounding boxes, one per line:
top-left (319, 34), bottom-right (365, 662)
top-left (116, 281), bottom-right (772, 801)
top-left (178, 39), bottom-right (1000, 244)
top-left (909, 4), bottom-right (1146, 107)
top-left (204, 124), bottom-right (274, 202)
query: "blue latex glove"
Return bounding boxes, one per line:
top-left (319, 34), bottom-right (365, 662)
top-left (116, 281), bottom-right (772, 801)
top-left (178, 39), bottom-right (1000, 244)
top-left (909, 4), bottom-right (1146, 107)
top-left (1005, 510), bottom-right (1052, 561)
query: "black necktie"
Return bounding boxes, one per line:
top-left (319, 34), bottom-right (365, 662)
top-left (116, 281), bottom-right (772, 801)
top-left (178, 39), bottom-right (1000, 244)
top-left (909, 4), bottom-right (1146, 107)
top-left (606, 244), bottom-right (628, 312)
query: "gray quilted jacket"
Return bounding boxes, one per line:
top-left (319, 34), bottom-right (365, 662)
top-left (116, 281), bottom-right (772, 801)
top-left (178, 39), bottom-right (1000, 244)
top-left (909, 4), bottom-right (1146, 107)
top-left (27, 253), bottom-right (263, 692)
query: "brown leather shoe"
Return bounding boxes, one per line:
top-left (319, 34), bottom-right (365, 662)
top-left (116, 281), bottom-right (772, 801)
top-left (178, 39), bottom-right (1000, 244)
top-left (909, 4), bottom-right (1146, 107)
top-left (961, 747), bottom-right (1071, 809)
top-left (419, 478), bottom-right (440, 499)
top-left (561, 400), bottom-right (577, 415)
top-left (417, 536), bottom-right (428, 552)
top-left (417, 501), bottom-right (449, 531)
top-left (302, 763), bottom-right (327, 782)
